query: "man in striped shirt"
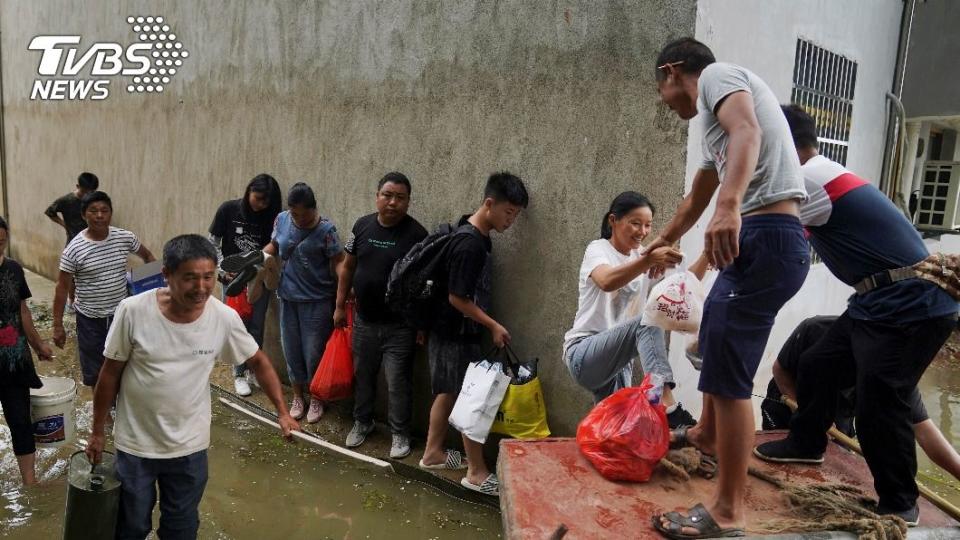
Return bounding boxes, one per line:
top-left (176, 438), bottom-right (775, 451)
top-left (53, 191), bottom-right (155, 387)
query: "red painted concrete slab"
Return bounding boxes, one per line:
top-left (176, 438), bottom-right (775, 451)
top-left (498, 433), bottom-right (959, 539)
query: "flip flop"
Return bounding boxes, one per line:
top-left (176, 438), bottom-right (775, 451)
top-left (224, 265), bottom-right (258, 297)
top-left (670, 426), bottom-right (692, 450)
top-left (652, 503), bottom-right (745, 539)
top-left (418, 450), bottom-right (467, 470)
top-left (221, 250), bottom-right (265, 273)
top-left (461, 474), bottom-right (499, 496)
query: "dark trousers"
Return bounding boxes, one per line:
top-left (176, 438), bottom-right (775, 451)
top-left (115, 449), bottom-right (208, 540)
top-left (75, 311), bottom-right (113, 387)
top-left (790, 311), bottom-right (955, 512)
top-left (0, 384), bottom-right (34, 455)
top-left (352, 318), bottom-right (416, 436)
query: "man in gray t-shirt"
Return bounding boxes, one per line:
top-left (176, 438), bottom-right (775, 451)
top-left (648, 38), bottom-right (809, 539)
top-left (697, 63), bottom-right (807, 213)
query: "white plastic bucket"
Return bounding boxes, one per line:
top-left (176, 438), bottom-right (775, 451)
top-left (29, 376), bottom-right (77, 448)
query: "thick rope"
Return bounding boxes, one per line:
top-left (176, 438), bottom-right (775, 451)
top-left (658, 449), bottom-right (908, 540)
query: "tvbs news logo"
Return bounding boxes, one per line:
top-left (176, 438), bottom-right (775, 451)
top-left (29, 15), bottom-right (189, 101)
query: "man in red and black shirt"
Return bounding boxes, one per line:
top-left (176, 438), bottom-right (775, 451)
top-left (755, 105), bottom-right (958, 525)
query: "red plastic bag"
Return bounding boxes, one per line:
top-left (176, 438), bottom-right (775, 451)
top-left (225, 288), bottom-right (253, 321)
top-left (309, 305), bottom-right (353, 401)
top-left (576, 374), bottom-right (670, 482)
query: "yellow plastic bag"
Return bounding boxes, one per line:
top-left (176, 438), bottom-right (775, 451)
top-left (490, 377), bottom-right (551, 439)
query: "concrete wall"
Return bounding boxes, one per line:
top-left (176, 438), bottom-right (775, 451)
top-left (0, 1), bottom-right (696, 435)
top-left (901, 0), bottom-right (960, 119)
top-left (671, 0), bottom-right (902, 421)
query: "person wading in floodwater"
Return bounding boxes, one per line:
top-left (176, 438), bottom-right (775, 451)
top-left (85, 234), bottom-right (298, 539)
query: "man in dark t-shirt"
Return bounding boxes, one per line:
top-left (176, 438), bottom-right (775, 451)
top-left (45, 172), bottom-right (100, 310)
top-left (45, 172), bottom-right (99, 245)
top-left (335, 172), bottom-right (427, 459)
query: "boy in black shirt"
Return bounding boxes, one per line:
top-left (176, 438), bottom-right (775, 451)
top-left (45, 172), bottom-right (99, 310)
top-left (417, 172), bottom-right (529, 498)
top-left (45, 172), bottom-right (99, 245)
top-left (334, 172), bottom-right (427, 458)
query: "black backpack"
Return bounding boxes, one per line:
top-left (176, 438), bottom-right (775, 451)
top-left (385, 222), bottom-right (478, 330)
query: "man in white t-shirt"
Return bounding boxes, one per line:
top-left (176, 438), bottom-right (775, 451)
top-left (85, 234), bottom-right (299, 540)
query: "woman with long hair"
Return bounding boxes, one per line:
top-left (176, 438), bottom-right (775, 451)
top-left (209, 173), bottom-right (283, 396)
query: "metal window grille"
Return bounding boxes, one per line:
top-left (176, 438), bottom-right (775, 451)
top-left (791, 38), bottom-right (857, 166)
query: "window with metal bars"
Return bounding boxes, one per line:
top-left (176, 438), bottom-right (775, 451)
top-left (791, 38), bottom-right (858, 165)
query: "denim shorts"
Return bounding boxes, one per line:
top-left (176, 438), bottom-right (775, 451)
top-left (698, 214), bottom-right (810, 399)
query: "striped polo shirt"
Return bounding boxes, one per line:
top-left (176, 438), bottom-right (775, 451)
top-left (60, 226), bottom-right (141, 319)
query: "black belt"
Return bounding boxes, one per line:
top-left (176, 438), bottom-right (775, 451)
top-left (853, 267), bottom-right (917, 295)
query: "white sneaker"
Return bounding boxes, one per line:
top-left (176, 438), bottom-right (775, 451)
top-left (306, 399), bottom-right (324, 424)
top-left (245, 370), bottom-right (259, 389)
top-left (234, 376), bottom-right (252, 397)
top-left (390, 434), bottom-right (411, 459)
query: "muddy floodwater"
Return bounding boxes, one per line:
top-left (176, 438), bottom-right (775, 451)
top-left (0, 399), bottom-right (501, 539)
top-left (916, 339), bottom-right (960, 509)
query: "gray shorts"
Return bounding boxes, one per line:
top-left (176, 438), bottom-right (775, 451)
top-left (427, 332), bottom-right (481, 396)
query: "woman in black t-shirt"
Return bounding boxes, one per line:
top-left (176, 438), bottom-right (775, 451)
top-left (208, 174), bottom-right (282, 396)
top-left (0, 216), bottom-right (53, 485)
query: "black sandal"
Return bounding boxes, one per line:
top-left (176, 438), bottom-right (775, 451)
top-left (669, 426), bottom-right (692, 450)
top-left (652, 503), bottom-right (745, 539)
top-left (224, 265), bottom-right (259, 297)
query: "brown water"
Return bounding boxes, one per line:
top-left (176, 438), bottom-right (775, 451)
top-left (916, 348), bottom-right (960, 508)
top-left (0, 399), bottom-right (501, 539)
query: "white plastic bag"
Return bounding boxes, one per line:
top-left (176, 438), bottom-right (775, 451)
top-left (449, 360), bottom-right (511, 443)
top-left (640, 270), bottom-right (704, 334)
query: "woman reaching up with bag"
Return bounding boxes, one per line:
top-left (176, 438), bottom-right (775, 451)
top-left (563, 191), bottom-right (694, 428)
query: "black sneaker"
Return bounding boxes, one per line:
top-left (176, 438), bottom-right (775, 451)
top-left (878, 504), bottom-right (919, 527)
top-left (666, 403), bottom-right (697, 429)
top-left (220, 250), bottom-right (264, 273)
top-left (754, 437), bottom-right (824, 464)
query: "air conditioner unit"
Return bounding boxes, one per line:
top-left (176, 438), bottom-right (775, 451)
top-left (916, 161), bottom-right (960, 231)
